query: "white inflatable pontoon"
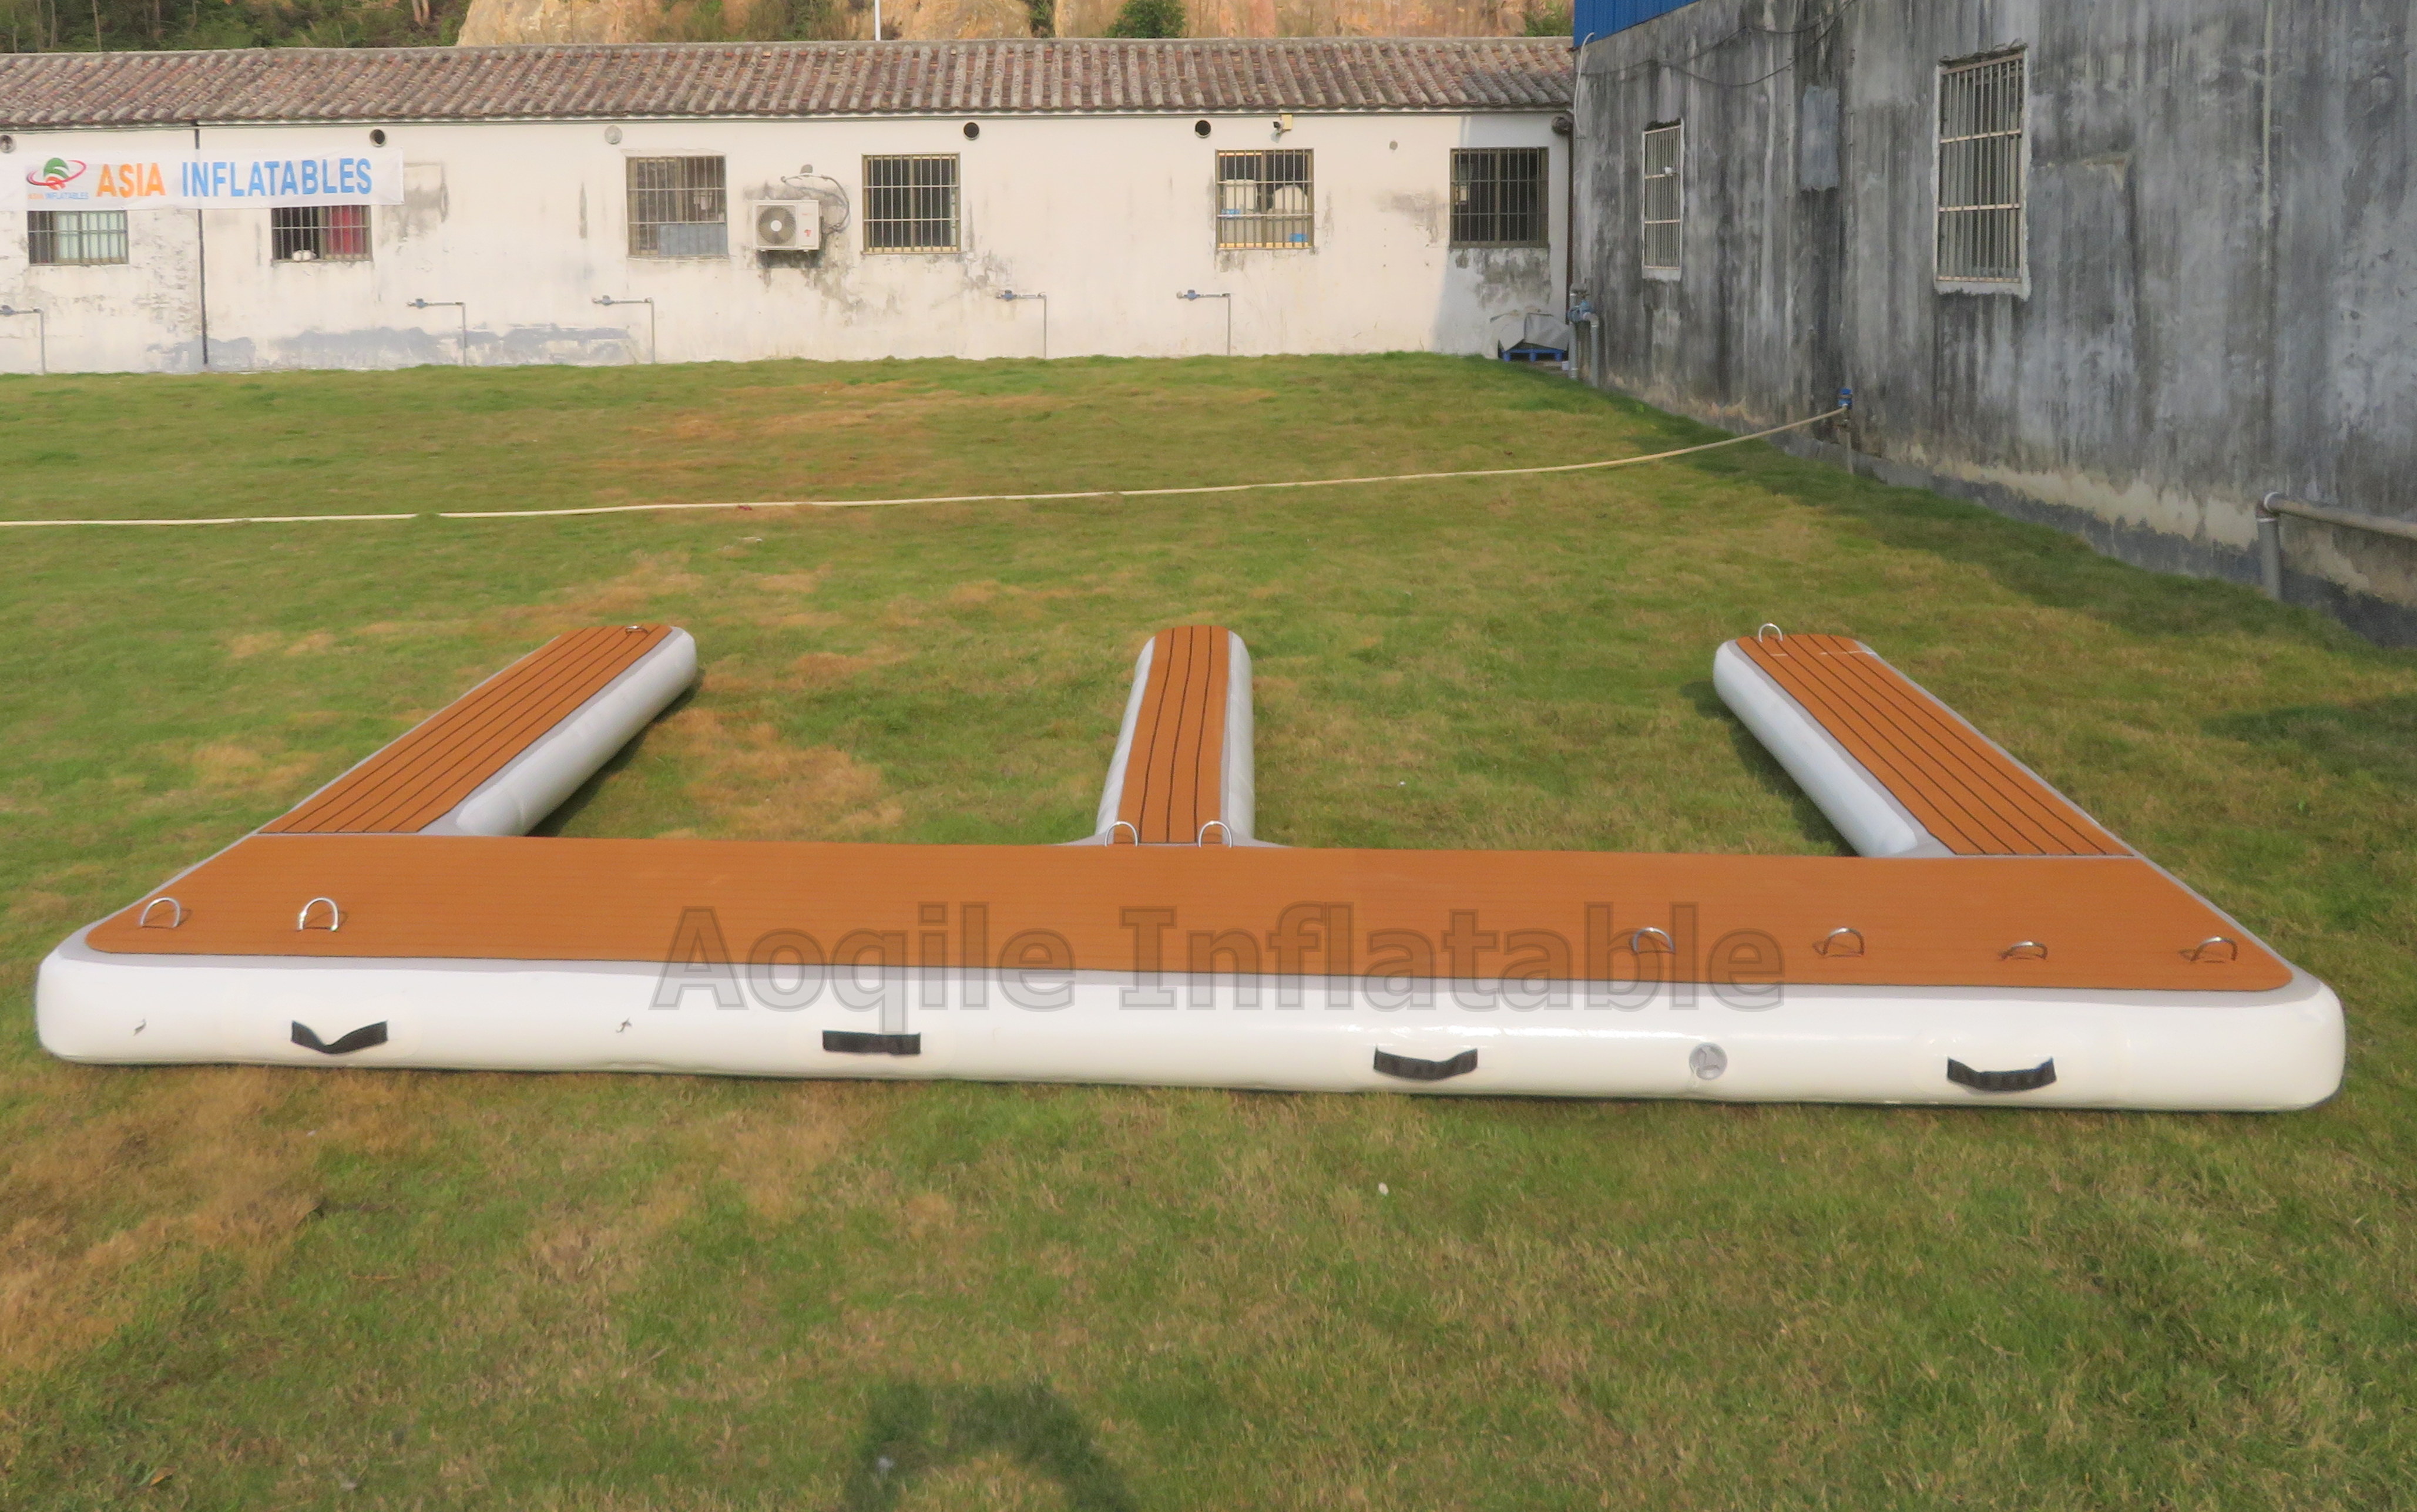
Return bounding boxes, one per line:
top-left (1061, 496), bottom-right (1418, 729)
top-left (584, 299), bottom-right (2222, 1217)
top-left (36, 623), bottom-right (2343, 1110)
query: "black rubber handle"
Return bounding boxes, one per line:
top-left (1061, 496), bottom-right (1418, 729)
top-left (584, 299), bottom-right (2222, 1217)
top-left (291, 1020), bottom-right (388, 1055)
top-left (1374, 1048), bottom-right (1478, 1082)
top-left (824, 1030), bottom-right (922, 1057)
top-left (1946, 1057), bottom-right (2056, 1093)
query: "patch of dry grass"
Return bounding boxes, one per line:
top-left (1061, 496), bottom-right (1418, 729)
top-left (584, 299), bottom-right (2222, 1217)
top-left (0, 1069), bottom-right (324, 1380)
top-left (662, 707), bottom-right (903, 839)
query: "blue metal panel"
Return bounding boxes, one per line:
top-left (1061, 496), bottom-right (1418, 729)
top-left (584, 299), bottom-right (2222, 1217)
top-left (1573, 0), bottom-right (1700, 48)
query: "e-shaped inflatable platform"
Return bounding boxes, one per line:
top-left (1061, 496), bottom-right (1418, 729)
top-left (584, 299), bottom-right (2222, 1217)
top-left (36, 624), bottom-right (2343, 1110)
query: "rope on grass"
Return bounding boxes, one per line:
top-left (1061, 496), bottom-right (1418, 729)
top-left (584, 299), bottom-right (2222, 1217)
top-left (0, 511), bottom-right (418, 529)
top-left (439, 406), bottom-right (1849, 519)
top-left (0, 406), bottom-right (1847, 530)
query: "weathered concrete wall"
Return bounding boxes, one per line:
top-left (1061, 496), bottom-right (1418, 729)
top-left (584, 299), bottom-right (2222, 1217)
top-left (1571, 0), bottom-right (2417, 642)
top-left (0, 112), bottom-right (1565, 371)
top-left (0, 134), bottom-right (206, 373)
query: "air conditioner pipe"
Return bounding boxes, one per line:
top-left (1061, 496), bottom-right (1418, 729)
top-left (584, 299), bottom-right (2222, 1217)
top-left (776, 171), bottom-right (851, 233)
top-left (1177, 289), bottom-right (1231, 356)
top-left (408, 298), bottom-right (468, 366)
top-left (999, 289), bottom-right (1048, 359)
top-left (593, 295), bottom-right (657, 364)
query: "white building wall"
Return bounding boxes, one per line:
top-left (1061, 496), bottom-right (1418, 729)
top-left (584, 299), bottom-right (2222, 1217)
top-left (0, 111), bottom-right (1566, 374)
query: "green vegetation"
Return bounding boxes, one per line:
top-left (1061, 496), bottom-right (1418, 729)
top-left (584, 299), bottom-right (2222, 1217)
top-left (0, 0), bottom-right (467, 53)
top-left (0, 0), bottom-right (851, 53)
top-left (1, 354), bottom-right (2412, 1507)
top-left (1103, 0), bottom-right (1181, 38)
top-left (1522, 2), bottom-right (1571, 37)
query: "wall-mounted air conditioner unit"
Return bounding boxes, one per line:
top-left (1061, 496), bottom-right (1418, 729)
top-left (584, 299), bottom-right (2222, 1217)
top-left (750, 200), bottom-right (821, 252)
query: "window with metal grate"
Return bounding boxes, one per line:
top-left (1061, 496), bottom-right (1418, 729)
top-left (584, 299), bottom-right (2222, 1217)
top-left (1216, 150), bottom-right (1314, 250)
top-left (271, 205), bottom-right (371, 263)
top-left (1451, 147), bottom-right (1548, 248)
top-left (626, 156), bottom-right (728, 258)
top-left (1640, 122), bottom-right (1681, 274)
top-left (862, 155), bottom-right (960, 252)
top-left (29, 209), bottom-right (129, 266)
top-left (1936, 50), bottom-right (2026, 283)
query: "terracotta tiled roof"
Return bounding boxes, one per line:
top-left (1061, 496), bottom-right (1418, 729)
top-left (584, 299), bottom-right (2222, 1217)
top-left (0, 39), bottom-right (1573, 127)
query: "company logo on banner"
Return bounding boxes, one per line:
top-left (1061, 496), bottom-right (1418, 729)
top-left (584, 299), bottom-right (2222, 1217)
top-left (27, 156), bottom-right (93, 191)
top-left (5, 148), bottom-right (403, 210)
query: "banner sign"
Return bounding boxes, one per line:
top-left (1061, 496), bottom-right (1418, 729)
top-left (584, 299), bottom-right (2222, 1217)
top-left (5, 149), bottom-right (404, 210)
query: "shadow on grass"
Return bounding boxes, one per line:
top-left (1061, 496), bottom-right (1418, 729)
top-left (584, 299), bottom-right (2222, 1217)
top-left (840, 1380), bottom-right (1134, 1512)
top-left (527, 685), bottom-right (695, 838)
top-left (1679, 445), bottom-right (2382, 652)
top-left (2204, 695), bottom-right (2417, 784)
top-left (1677, 679), bottom-right (1853, 854)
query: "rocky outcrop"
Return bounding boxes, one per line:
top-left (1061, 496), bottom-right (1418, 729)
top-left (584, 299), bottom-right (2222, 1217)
top-left (456, 0), bottom-right (674, 44)
top-left (1057, 0), bottom-right (1532, 36)
top-left (458, 0), bottom-right (1034, 45)
top-left (456, 0), bottom-right (1540, 45)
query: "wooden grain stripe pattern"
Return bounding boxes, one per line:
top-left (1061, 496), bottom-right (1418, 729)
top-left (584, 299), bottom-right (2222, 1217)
top-left (1738, 634), bottom-right (2127, 857)
top-left (265, 624), bottom-right (671, 835)
top-left (85, 834), bottom-right (2290, 992)
top-left (1114, 626), bottom-right (1231, 844)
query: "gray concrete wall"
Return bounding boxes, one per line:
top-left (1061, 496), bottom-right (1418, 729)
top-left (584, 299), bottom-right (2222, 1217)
top-left (1570, 0), bottom-right (2417, 643)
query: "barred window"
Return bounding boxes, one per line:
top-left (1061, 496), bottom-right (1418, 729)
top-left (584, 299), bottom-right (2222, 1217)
top-left (1451, 148), bottom-right (1547, 247)
top-left (271, 206), bottom-right (371, 263)
top-left (29, 209), bottom-right (129, 266)
top-left (1216, 150), bottom-right (1313, 250)
top-left (1641, 123), bottom-right (1681, 273)
top-left (862, 155), bottom-right (960, 252)
top-left (627, 156), bottom-right (729, 258)
top-left (1936, 50), bottom-right (2025, 282)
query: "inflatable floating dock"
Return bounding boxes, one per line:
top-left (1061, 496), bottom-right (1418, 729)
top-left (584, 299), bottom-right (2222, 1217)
top-left (37, 623), bottom-right (2342, 1110)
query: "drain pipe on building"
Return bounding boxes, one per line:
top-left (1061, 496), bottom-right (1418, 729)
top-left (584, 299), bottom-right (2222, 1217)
top-left (1556, 108), bottom-right (1576, 326)
top-left (192, 122), bottom-right (210, 370)
top-left (1564, 291), bottom-right (1597, 382)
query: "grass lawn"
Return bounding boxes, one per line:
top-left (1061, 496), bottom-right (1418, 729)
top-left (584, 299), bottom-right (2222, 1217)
top-left (2, 354), bottom-right (2412, 1509)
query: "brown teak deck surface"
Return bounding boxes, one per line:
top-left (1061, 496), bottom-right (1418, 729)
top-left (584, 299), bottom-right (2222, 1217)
top-left (1113, 625), bottom-right (1231, 845)
top-left (1738, 634), bottom-right (2129, 858)
top-left (89, 834), bottom-right (2288, 993)
top-left (264, 624), bottom-right (672, 835)
top-left (84, 624), bottom-right (2287, 999)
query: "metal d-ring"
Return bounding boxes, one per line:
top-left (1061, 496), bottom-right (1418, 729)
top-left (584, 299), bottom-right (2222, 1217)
top-left (1107, 820), bottom-right (1139, 845)
top-left (1755, 623), bottom-right (1784, 643)
top-left (2186, 936), bottom-right (2240, 963)
top-left (297, 896), bottom-right (343, 932)
top-left (2000, 940), bottom-right (2047, 962)
top-left (137, 896), bottom-right (184, 929)
top-left (1197, 819), bottom-right (1230, 846)
top-left (1630, 926), bottom-right (1676, 955)
top-left (1817, 926), bottom-right (1864, 958)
